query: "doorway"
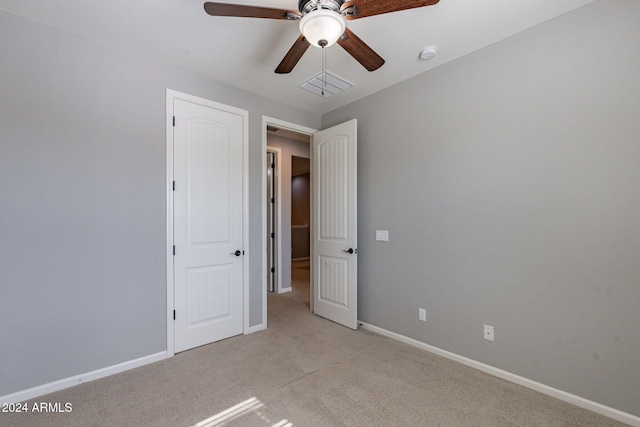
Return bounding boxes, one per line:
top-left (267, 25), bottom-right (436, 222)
top-left (291, 156), bottom-right (311, 261)
top-left (266, 124), bottom-right (311, 296)
top-left (291, 155), bottom-right (311, 307)
top-left (262, 117), bottom-right (358, 330)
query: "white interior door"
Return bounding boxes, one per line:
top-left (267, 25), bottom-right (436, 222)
top-left (312, 119), bottom-right (358, 329)
top-left (173, 98), bottom-right (244, 353)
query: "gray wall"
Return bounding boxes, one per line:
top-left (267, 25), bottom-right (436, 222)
top-left (267, 135), bottom-right (311, 290)
top-left (323, 0), bottom-right (640, 417)
top-left (0, 11), bottom-right (319, 396)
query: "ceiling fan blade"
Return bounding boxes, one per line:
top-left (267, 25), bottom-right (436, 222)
top-left (204, 2), bottom-right (300, 20)
top-left (337, 28), bottom-right (385, 71)
top-left (341, 0), bottom-right (439, 19)
top-left (275, 35), bottom-right (311, 74)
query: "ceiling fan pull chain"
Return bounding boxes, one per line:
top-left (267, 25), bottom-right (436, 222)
top-left (321, 45), bottom-right (327, 96)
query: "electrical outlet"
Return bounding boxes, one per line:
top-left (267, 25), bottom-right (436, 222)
top-left (419, 308), bottom-right (426, 322)
top-left (484, 325), bottom-right (494, 342)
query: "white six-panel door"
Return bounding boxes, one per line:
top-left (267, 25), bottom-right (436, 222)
top-left (312, 119), bottom-right (358, 329)
top-left (173, 98), bottom-right (245, 353)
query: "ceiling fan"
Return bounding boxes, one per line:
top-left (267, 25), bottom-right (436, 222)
top-left (203, 0), bottom-right (439, 74)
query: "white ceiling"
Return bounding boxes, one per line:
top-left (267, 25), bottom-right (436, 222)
top-left (0, 0), bottom-right (596, 115)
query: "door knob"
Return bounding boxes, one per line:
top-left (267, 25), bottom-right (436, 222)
top-left (343, 248), bottom-right (354, 254)
top-left (230, 250), bottom-right (242, 256)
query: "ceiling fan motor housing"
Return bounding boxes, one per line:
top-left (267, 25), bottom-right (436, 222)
top-left (299, 0), bottom-right (344, 14)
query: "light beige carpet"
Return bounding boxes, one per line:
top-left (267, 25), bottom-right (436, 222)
top-left (1, 260), bottom-right (628, 426)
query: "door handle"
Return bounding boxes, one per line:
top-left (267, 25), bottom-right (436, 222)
top-left (342, 248), bottom-right (355, 254)
top-left (230, 250), bottom-right (242, 256)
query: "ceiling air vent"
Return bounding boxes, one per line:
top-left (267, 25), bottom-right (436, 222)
top-left (299, 71), bottom-right (353, 98)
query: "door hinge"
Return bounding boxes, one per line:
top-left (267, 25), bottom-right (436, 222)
top-left (173, 310), bottom-right (176, 320)
top-left (271, 197), bottom-right (275, 203)
top-left (173, 245), bottom-right (175, 256)
top-left (173, 181), bottom-right (175, 191)
top-left (173, 116), bottom-right (175, 127)
top-left (271, 267), bottom-right (275, 273)
top-left (271, 232), bottom-right (275, 238)
top-left (271, 163), bottom-right (275, 169)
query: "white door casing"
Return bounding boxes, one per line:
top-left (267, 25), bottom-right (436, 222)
top-left (312, 119), bottom-right (358, 329)
top-left (168, 91), bottom-right (248, 354)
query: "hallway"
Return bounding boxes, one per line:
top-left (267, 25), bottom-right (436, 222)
top-left (289, 259), bottom-right (310, 309)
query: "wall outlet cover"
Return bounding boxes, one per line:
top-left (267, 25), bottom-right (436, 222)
top-left (484, 325), bottom-right (494, 342)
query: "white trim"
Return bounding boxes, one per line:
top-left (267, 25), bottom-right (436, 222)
top-left (263, 116), bottom-right (318, 136)
top-left (0, 352), bottom-right (167, 405)
top-left (262, 116), bottom-right (318, 329)
top-left (241, 105), bottom-right (250, 337)
top-left (266, 146), bottom-right (283, 294)
top-left (166, 89), bottom-right (250, 350)
top-left (166, 90), bottom-right (175, 357)
top-left (359, 322), bottom-right (640, 427)
top-left (279, 287), bottom-right (293, 293)
top-left (245, 323), bottom-right (267, 334)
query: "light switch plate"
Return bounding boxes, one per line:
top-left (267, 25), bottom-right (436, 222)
top-left (376, 230), bottom-right (389, 241)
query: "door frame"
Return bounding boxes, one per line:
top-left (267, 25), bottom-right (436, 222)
top-left (266, 146), bottom-right (282, 293)
top-left (166, 89), bottom-right (249, 357)
top-left (262, 116), bottom-right (318, 326)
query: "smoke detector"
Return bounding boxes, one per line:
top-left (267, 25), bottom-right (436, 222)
top-left (419, 46), bottom-right (438, 60)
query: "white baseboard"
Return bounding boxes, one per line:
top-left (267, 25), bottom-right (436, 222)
top-left (245, 323), bottom-right (267, 334)
top-left (0, 351), bottom-right (168, 405)
top-left (278, 287), bottom-right (292, 294)
top-left (359, 322), bottom-right (640, 427)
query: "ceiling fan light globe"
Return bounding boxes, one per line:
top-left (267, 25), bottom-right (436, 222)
top-left (299, 9), bottom-right (346, 48)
